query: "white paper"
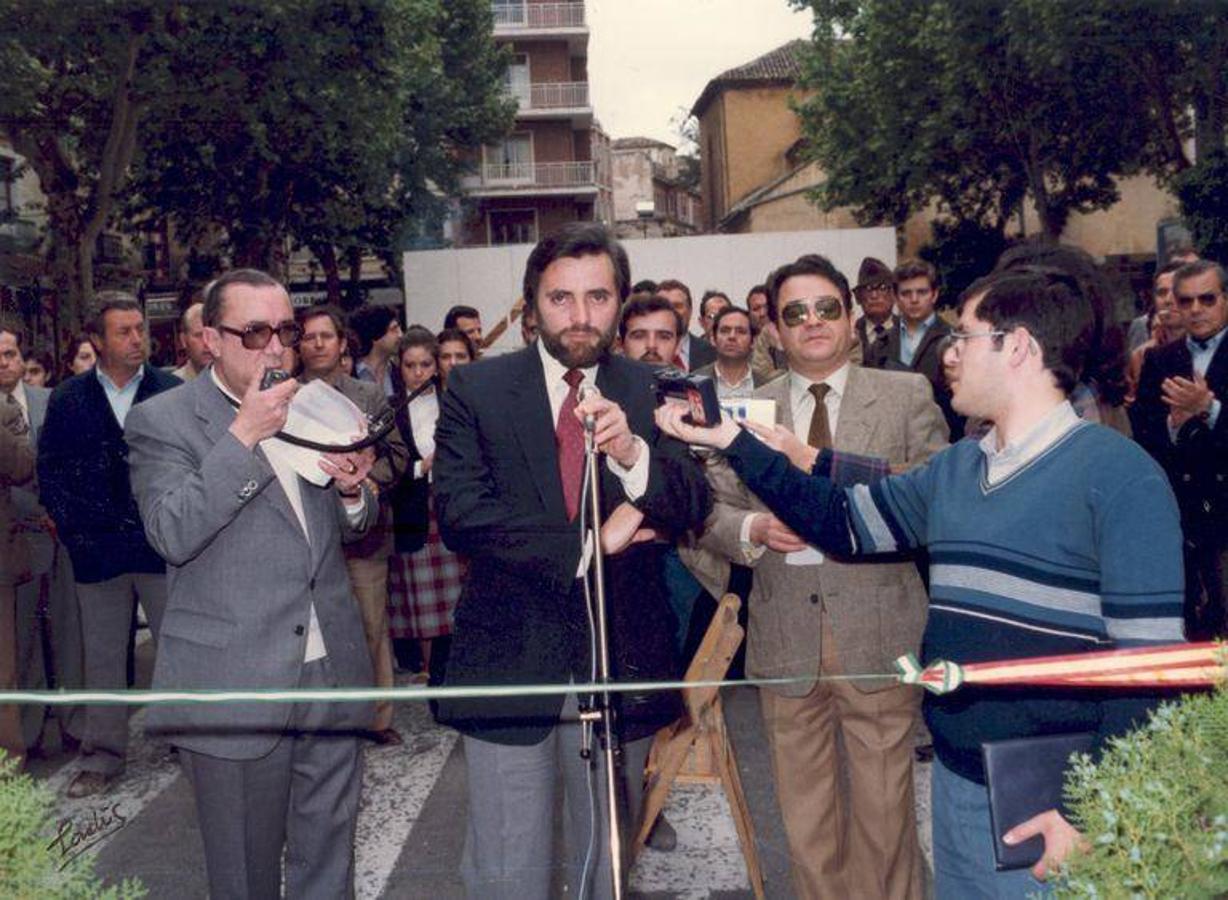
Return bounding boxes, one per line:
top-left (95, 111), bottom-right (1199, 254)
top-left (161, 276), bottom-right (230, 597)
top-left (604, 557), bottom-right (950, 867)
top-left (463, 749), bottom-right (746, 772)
top-left (259, 380), bottom-right (368, 486)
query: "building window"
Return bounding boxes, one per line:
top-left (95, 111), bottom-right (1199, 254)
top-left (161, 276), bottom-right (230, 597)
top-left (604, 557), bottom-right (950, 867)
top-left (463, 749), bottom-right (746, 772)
top-left (504, 53), bottom-right (530, 106)
top-left (485, 134), bottom-right (534, 183)
top-left (488, 209), bottom-right (537, 246)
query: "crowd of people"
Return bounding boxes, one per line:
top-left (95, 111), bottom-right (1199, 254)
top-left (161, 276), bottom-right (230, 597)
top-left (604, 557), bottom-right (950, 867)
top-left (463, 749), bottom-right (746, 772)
top-left (0, 221), bottom-right (1222, 899)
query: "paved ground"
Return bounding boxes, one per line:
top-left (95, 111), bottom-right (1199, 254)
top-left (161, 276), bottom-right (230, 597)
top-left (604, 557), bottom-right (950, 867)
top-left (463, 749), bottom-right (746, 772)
top-left (29, 638), bottom-right (933, 899)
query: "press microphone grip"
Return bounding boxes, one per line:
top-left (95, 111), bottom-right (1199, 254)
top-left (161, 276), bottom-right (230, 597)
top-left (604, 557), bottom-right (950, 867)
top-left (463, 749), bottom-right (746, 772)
top-left (578, 383), bottom-right (601, 433)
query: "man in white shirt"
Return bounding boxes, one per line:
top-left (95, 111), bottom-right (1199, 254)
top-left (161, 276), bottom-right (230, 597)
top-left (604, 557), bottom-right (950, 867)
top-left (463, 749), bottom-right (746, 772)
top-left (657, 278), bottom-right (716, 371)
top-left (694, 306), bottom-right (766, 400)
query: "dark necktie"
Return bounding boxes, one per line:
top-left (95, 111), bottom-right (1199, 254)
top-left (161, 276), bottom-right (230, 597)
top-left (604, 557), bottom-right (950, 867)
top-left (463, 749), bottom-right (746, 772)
top-left (807, 383), bottom-right (832, 449)
top-left (557, 368), bottom-right (585, 521)
top-left (4, 393), bottom-right (28, 440)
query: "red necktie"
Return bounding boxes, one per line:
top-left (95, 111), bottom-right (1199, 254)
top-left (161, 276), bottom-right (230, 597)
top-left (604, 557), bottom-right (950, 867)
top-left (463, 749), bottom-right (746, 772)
top-left (557, 368), bottom-right (585, 521)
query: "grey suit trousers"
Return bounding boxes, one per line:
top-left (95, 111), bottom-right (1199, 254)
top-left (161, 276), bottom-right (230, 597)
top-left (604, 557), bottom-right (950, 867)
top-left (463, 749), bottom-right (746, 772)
top-left (461, 690), bottom-right (653, 900)
top-left (75, 572), bottom-right (166, 774)
top-left (180, 655), bottom-right (364, 900)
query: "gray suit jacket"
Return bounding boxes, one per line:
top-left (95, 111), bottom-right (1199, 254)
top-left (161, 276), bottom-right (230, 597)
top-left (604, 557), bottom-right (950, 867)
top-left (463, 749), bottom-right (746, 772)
top-left (125, 373), bottom-right (376, 759)
top-left (12, 385), bottom-right (52, 575)
top-left (692, 365), bottom-right (947, 695)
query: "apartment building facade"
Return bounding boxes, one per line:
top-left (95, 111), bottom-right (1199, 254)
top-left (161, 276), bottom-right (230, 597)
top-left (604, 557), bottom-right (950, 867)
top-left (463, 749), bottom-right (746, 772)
top-left (610, 137), bottom-right (703, 239)
top-left (456, 0), bottom-right (613, 247)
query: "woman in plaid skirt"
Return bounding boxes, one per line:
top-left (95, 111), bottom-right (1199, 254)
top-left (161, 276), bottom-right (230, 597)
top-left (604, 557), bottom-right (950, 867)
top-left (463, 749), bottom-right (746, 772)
top-left (386, 328), bottom-right (475, 682)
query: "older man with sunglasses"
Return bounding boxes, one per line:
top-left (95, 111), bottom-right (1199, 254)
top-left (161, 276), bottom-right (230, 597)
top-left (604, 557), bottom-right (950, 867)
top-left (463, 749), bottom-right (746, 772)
top-left (688, 254), bottom-right (948, 899)
top-left (1132, 258), bottom-right (1228, 640)
top-left (125, 269), bottom-right (378, 898)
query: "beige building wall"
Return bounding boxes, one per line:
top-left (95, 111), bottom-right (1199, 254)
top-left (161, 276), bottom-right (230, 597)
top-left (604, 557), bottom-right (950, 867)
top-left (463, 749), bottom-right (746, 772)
top-left (721, 87), bottom-right (809, 209)
top-left (611, 151), bottom-right (653, 221)
top-left (1034, 174), bottom-right (1178, 258)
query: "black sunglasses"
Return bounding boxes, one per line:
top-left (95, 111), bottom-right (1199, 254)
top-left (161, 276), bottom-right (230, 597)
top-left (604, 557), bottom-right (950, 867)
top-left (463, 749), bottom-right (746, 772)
top-left (218, 321), bottom-right (303, 350)
top-left (1175, 291), bottom-right (1222, 309)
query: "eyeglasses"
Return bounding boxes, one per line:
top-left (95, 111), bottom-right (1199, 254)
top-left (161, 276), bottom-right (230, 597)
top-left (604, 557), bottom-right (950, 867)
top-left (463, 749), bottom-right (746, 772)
top-left (217, 321), bottom-right (303, 350)
top-left (779, 296), bottom-right (845, 328)
top-left (1175, 291), bottom-right (1223, 309)
top-left (941, 329), bottom-right (1006, 357)
top-left (855, 283), bottom-right (894, 297)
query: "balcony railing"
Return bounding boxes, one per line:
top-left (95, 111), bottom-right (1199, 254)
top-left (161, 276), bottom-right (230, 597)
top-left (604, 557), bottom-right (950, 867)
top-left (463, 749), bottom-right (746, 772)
top-left (474, 161), bottom-right (595, 189)
top-left (493, 1), bottom-right (586, 30)
top-left (510, 81), bottom-right (590, 111)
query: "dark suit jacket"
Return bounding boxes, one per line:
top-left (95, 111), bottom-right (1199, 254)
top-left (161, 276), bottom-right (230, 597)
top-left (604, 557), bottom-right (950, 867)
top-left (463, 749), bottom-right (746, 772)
top-left (867, 318), bottom-right (964, 440)
top-left (432, 347), bottom-right (710, 745)
top-left (37, 366), bottom-right (180, 583)
top-left (1130, 338), bottom-right (1228, 552)
top-left (125, 373), bottom-right (376, 758)
top-left (687, 334), bottom-right (717, 371)
top-left (856, 315), bottom-right (895, 366)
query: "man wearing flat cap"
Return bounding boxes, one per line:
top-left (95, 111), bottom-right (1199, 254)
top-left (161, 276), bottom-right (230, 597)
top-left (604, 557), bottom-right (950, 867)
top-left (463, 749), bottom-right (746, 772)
top-left (853, 257), bottom-right (897, 367)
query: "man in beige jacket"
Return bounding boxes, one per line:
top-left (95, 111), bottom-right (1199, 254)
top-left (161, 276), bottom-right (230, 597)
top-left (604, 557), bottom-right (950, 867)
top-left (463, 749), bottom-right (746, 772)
top-left (687, 254), bottom-right (947, 899)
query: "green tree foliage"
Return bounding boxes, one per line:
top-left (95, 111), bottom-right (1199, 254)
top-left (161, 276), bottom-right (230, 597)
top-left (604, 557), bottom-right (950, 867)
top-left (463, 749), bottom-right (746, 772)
top-left (790, 0), bottom-right (1173, 241)
top-left (130, 0), bottom-right (514, 299)
top-left (0, 1), bottom-right (173, 331)
top-left (918, 219), bottom-right (1007, 307)
top-left (0, 753), bottom-right (145, 898)
top-left (1176, 149), bottom-right (1228, 264)
top-left (1055, 684), bottom-right (1228, 898)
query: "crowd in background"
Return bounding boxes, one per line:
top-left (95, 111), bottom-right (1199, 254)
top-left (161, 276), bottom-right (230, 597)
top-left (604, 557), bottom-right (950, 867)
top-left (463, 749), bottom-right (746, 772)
top-left (0, 228), bottom-right (1224, 898)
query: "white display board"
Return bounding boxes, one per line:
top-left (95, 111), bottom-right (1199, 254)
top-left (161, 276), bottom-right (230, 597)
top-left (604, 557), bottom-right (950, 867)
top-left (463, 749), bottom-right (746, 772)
top-left (402, 227), bottom-right (897, 355)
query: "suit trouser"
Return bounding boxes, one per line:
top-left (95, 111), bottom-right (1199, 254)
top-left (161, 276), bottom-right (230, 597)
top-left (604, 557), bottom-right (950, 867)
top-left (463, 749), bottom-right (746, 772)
top-left (1185, 541), bottom-right (1228, 640)
top-left (75, 573), bottom-right (166, 775)
top-left (461, 690), bottom-right (654, 900)
top-left (179, 656), bottom-right (364, 900)
top-left (0, 584), bottom-right (23, 762)
top-left (344, 552), bottom-right (395, 731)
top-left (759, 623), bottom-right (923, 900)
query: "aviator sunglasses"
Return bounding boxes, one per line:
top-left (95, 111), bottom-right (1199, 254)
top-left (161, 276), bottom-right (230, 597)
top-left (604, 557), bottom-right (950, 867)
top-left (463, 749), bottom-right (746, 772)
top-left (779, 296), bottom-right (845, 328)
top-left (1175, 291), bottom-right (1223, 309)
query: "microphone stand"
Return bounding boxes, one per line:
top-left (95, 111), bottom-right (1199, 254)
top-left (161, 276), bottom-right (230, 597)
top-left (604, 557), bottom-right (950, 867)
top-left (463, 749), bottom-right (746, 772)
top-left (580, 415), bottom-right (624, 900)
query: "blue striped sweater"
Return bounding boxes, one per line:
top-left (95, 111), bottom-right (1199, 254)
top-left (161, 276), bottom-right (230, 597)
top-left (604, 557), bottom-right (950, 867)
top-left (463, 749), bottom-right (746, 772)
top-left (727, 421), bottom-right (1186, 782)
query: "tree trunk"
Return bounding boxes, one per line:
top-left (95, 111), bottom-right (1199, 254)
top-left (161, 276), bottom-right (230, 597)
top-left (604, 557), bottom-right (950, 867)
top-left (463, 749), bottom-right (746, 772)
top-left (343, 246), bottom-right (364, 310)
top-left (309, 242), bottom-right (343, 305)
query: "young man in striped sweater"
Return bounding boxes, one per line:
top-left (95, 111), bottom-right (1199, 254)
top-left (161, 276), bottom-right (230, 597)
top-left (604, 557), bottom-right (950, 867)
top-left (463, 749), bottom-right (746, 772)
top-left (657, 267), bottom-right (1186, 896)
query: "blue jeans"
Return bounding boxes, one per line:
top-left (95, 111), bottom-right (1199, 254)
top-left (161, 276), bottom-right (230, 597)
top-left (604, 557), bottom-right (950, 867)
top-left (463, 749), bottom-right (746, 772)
top-left (931, 757), bottom-right (1054, 899)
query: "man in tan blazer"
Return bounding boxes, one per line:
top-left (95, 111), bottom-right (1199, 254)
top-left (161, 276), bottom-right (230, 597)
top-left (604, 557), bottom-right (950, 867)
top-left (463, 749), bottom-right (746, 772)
top-left (690, 254), bottom-right (948, 899)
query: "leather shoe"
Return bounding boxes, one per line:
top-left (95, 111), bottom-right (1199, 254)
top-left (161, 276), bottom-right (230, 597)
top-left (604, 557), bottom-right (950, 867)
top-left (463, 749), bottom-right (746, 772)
top-left (65, 770), bottom-right (117, 799)
top-left (367, 728), bottom-right (403, 747)
top-left (646, 814), bottom-right (677, 852)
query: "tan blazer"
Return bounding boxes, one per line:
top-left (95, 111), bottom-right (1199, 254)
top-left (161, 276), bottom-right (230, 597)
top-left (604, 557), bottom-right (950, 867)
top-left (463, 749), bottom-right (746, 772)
top-left (683, 365), bottom-right (948, 695)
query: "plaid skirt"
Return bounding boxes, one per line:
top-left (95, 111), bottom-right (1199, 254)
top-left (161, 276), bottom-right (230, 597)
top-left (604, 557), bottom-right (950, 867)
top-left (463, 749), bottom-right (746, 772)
top-left (386, 503), bottom-right (466, 640)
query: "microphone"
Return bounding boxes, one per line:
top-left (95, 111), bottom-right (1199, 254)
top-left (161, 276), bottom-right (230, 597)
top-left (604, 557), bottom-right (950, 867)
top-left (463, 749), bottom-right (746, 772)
top-left (578, 383), bottom-right (601, 433)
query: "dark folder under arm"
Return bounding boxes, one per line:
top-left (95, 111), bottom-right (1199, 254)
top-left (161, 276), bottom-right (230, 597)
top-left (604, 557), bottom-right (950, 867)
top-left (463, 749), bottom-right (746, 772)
top-left (981, 732), bottom-right (1095, 870)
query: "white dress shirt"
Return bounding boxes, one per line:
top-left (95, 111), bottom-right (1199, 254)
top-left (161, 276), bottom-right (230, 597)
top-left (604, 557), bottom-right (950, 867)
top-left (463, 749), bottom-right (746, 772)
top-left (97, 364), bottom-right (145, 428)
top-left (739, 362), bottom-right (852, 563)
top-left (408, 389), bottom-right (439, 479)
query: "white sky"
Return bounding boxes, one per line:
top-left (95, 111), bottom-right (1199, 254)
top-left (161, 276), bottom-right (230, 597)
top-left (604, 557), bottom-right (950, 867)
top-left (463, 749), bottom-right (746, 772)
top-left (587, 0), bottom-right (814, 148)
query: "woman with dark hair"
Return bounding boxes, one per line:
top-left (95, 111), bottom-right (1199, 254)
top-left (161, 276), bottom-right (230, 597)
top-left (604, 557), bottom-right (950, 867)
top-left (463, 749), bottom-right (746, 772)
top-left (434, 327), bottom-right (476, 388)
top-left (385, 327), bottom-right (472, 682)
top-left (63, 335), bottom-right (96, 379)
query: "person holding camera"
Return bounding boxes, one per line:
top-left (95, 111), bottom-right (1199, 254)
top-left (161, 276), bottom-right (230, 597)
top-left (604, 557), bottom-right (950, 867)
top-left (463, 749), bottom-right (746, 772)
top-left (657, 265), bottom-right (1184, 895)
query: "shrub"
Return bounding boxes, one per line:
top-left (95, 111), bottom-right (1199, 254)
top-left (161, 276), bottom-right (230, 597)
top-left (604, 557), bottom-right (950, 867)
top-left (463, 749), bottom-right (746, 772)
top-left (0, 753), bottom-right (145, 899)
top-left (1054, 686), bottom-right (1228, 898)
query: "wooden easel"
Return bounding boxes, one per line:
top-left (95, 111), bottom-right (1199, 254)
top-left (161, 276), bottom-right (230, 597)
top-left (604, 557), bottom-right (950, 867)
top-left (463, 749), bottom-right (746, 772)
top-left (633, 593), bottom-right (766, 899)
